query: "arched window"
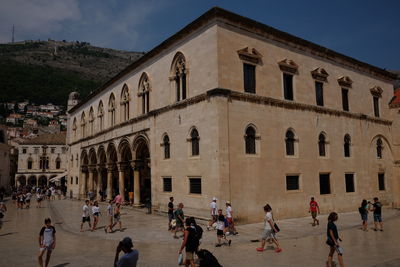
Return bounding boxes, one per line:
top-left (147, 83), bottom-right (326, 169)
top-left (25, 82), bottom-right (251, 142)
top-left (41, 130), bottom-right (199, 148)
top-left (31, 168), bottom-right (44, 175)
top-left (344, 134), bottom-right (351, 157)
top-left (108, 94), bottom-right (116, 127)
top-left (172, 53), bottom-right (187, 102)
top-left (89, 107), bottom-right (95, 135)
top-left (163, 135), bottom-right (170, 159)
top-left (245, 126), bottom-right (256, 154)
top-left (80, 112), bottom-right (86, 138)
top-left (190, 128), bottom-right (199, 156)
top-left (98, 101), bottom-right (104, 131)
top-left (56, 157), bottom-right (61, 169)
top-left (377, 138), bottom-right (383, 159)
top-left (318, 133), bottom-right (326, 157)
top-left (72, 118), bottom-right (77, 140)
top-left (27, 157), bottom-right (33, 169)
top-left (138, 74), bottom-right (150, 114)
top-left (120, 84), bottom-right (130, 121)
top-left (285, 130), bottom-right (295, 156)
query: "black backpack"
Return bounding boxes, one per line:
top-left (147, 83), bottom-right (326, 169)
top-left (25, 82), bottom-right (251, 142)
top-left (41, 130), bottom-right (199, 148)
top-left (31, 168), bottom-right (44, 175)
top-left (194, 224), bottom-right (203, 240)
top-left (197, 249), bottom-right (222, 267)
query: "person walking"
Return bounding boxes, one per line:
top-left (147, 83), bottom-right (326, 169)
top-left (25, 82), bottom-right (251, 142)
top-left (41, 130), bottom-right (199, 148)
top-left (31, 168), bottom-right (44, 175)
top-left (0, 201), bottom-right (7, 225)
top-left (215, 209), bottom-right (231, 247)
top-left (36, 191), bottom-right (43, 208)
top-left (256, 204), bottom-right (282, 253)
top-left (326, 212), bottom-right (344, 267)
top-left (225, 201), bottom-right (238, 235)
top-left (371, 197), bottom-right (383, 231)
top-left (80, 200), bottom-right (92, 232)
top-left (168, 197), bottom-right (175, 231)
top-left (173, 203), bottom-right (185, 239)
top-left (105, 200), bottom-right (114, 233)
top-left (38, 218), bottom-right (56, 267)
top-left (179, 218), bottom-right (199, 267)
top-left (309, 197), bottom-right (320, 226)
top-left (112, 202), bottom-right (122, 231)
top-left (114, 194), bottom-right (123, 206)
top-left (114, 237), bottom-right (139, 267)
top-left (359, 199), bottom-right (369, 231)
top-left (92, 201), bottom-right (100, 231)
top-left (25, 191), bottom-right (32, 209)
top-left (207, 197), bottom-right (218, 231)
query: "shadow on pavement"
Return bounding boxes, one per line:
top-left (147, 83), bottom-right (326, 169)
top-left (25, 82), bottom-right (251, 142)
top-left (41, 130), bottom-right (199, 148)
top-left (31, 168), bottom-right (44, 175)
top-left (53, 263), bottom-right (70, 267)
top-left (0, 232), bottom-right (18, 237)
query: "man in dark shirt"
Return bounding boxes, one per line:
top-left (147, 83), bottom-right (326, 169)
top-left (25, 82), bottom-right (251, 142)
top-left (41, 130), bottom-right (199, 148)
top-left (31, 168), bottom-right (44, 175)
top-left (114, 237), bottom-right (139, 267)
top-left (372, 197), bottom-right (383, 231)
top-left (168, 197), bottom-right (174, 231)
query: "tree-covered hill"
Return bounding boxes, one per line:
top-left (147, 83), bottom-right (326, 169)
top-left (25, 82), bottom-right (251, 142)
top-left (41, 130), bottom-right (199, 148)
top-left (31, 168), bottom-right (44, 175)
top-left (0, 40), bottom-right (144, 106)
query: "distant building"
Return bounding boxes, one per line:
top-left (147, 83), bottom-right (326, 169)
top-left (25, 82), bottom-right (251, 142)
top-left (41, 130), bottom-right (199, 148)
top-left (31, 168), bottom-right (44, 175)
top-left (0, 125), bottom-right (11, 190)
top-left (15, 133), bottom-right (67, 187)
top-left (6, 113), bottom-right (23, 124)
top-left (23, 118), bottom-right (38, 128)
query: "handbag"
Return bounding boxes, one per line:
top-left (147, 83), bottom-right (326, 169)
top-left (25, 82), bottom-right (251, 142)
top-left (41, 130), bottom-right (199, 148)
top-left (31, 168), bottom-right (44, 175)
top-left (273, 223), bottom-right (280, 233)
top-left (178, 253), bottom-right (183, 265)
top-left (171, 219), bottom-right (177, 227)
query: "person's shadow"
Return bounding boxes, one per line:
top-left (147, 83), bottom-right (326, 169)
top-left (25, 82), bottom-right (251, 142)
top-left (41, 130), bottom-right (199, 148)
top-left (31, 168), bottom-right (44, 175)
top-left (53, 263), bottom-right (70, 267)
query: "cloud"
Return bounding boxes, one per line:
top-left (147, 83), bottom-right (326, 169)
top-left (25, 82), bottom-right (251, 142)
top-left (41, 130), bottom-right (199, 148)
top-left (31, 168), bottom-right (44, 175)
top-left (0, 0), bottom-right (81, 43)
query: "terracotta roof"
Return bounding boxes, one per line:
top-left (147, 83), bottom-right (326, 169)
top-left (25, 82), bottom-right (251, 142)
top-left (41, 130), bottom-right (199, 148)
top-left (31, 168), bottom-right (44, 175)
top-left (389, 88), bottom-right (400, 108)
top-left (22, 132), bottom-right (66, 145)
top-left (69, 7), bottom-right (396, 114)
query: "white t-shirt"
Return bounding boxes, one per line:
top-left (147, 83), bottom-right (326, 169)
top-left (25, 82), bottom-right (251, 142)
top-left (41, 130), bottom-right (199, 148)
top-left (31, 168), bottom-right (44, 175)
top-left (92, 206), bottom-right (100, 214)
top-left (25, 192), bottom-right (32, 200)
top-left (226, 206), bottom-right (232, 218)
top-left (107, 205), bottom-right (113, 216)
top-left (264, 212), bottom-right (273, 230)
top-left (210, 202), bottom-right (217, 215)
top-left (82, 205), bottom-right (90, 217)
top-left (216, 217), bottom-right (225, 230)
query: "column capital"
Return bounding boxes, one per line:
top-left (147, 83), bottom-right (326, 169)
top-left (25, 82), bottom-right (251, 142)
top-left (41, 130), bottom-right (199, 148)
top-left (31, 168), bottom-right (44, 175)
top-left (106, 163), bottom-right (115, 173)
top-left (88, 164), bottom-right (97, 173)
top-left (80, 166), bottom-right (88, 173)
top-left (117, 162), bottom-right (128, 172)
top-left (96, 164), bottom-right (106, 173)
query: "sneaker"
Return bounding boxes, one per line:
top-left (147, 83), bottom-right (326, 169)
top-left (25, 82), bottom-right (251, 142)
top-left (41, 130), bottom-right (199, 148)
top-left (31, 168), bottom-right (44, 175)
top-left (233, 232), bottom-right (239, 235)
top-left (275, 248), bottom-right (282, 253)
top-left (215, 244), bottom-right (222, 247)
top-left (228, 240), bottom-right (232, 246)
top-left (256, 247), bottom-right (264, 252)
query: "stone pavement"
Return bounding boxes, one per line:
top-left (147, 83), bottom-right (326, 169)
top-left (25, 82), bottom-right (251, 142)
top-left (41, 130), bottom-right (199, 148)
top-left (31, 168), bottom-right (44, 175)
top-left (1, 198), bottom-right (400, 266)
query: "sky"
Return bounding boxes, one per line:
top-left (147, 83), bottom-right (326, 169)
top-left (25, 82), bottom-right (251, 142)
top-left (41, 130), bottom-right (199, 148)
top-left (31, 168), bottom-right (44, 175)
top-left (0, 0), bottom-right (399, 70)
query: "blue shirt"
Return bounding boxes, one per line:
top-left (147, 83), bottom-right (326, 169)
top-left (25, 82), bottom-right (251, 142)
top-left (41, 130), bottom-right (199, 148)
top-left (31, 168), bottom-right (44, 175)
top-left (117, 250), bottom-right (139, 267)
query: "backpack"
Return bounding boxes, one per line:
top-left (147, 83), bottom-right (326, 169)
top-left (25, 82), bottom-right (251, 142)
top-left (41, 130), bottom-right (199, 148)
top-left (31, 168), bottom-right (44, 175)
top-left (197, 249), bottom-right (222, 267)
top-left (194, 224), bottom-right (203, 240)
top-left (358, 207), bottom-right (365, 215)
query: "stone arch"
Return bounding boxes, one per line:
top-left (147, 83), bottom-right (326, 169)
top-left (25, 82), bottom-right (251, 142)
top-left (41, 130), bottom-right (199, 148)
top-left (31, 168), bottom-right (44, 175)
top-left (132, 134), bottom-right (151, 204)
top-left (17, 175), bottom-right (26, 186)
top-left (28, 175), bottom-right (37, 186)
top-left (244, 124), bottom-right (258, 155)
top-left (108, 93), bottom-right (116, 127)
top-left (171, 52), bottom-right (188, 101)
top-left (89, 107), bottom-right (95, 135)
top-left (81, 150), bottom-right (89, 166)
top-left (88, 148), bottom-right (97, 165)
top-left (38, 175), bottom-right (47, 187)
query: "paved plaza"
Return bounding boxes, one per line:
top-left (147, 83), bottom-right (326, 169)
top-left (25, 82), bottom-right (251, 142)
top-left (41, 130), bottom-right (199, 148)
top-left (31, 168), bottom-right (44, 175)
top-left (0, 198), bottom-right (400, 266)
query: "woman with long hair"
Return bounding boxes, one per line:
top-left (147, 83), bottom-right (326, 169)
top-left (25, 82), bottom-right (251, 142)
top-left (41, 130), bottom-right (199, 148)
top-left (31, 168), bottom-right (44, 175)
top-left (326, 212), bottom-right (344, 267)
top-left (360, 199), bottom-right (369, 231)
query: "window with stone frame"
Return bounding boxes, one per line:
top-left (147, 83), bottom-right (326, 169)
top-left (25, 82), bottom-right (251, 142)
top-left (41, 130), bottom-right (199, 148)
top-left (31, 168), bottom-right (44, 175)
top-left (286, 175), bottom-right (300, 190)
top-left (344, 134), bottom-right (351, 157)
top-left (138, 74), bottom-right (150, 114)
top-left (319, 173), bottom-right (331, 194)
top-left (190, 128), bottom-right (200, 156)
top-left (98, 101), bottom-right (104, 131)
top-left (243, 63), bottom-right (256, 93)
top-left (89, 107), bottom-right (95, 135)
top-left (189, 178), bottom-right (201, 194)
top-left (27, 158), bottom-right (33, 169)
top-left (315, 81), bottom-right (324, 106)
top-left (245, 126), bottom-right (256, 154)
top-left (80, 112), bottom-right (86, 138)
top-left (345, 173), bottom-right (355, 193)
top-left (285, 130), bottom-right (296, 156)
top-left (162, 135), bottom-right (170, 159)
top-left (56, 157), bottom-right (61, 169)
top-left (378, 173), bottom-right (385, 190)
top-left (376, 138), bottom-right (383, 159)
top-left (318, 133), bottom-right (327, 157)
top-left (121, 84), bottom-right (130, 120)
top-left (172, 53), bottom-right (187, 102)
top-left (163, 177), bottom-right (172, 192)
top-left (370, 86), bottom-right (382, 118)
top-left (72, 118), bottom-right (77, 140)
top-left (108, 93), bottom-right (116, 127)
top-left (283, 73), bottom-right (294, 100)
top-left (341, 88), bottom-right (349, 111)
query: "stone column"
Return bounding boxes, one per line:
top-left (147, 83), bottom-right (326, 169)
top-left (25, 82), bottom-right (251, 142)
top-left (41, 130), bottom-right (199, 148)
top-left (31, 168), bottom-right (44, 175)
top-left (36, 178), bottom-right (39, 187)
top-left (96, 166), bottom-right (103, 201)
top-left (88, 166), bottom-right (95, 192)
top-left (117, 163), bottom-right (126, 203)
top-left (79, 166), bottom-right (88, 199)
top-left (131, 161), bottom-right (141, 206)
top-left (106, 164), bottom-right (113, 201)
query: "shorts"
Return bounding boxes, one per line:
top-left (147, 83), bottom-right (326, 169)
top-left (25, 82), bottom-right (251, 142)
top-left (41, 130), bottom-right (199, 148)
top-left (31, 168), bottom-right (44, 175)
top-left (227, 217), bottom-right (233, 225)
top-left (26, 199), bottom-right (31, 203)
top-left (93, 212), bottom-right (99, 217)
top-left (39, 246), bottom-right (53, 252)
top-left (82, 216), bottom-right (90, 223)
top-left (311, 211), bottom-right (317, 219)
top-left (168, 213), bottom-right (174, 222)
top-left (217, 229), bottom-right (224, 236)
top-left (114, 215), bottom-right (120, 222)
top-left (361, 214), bottom-right (368, 222)
top-left (185, 251), bottom-right (194, 261)
top-left (261, 229), bottom-right (275, 240)
top-left (374, 214), bottom-right (382, 222)
top-left (176, 220), bottom-right (183, 228)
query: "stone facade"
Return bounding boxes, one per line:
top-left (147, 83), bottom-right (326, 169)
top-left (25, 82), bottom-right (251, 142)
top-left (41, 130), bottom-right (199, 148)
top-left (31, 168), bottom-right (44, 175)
top-left (66, 7), bottom-right (399, 222)
top-left (15, 133), bottom-right (68, 187)
top-left (0, 125), bottom-right (11, 189)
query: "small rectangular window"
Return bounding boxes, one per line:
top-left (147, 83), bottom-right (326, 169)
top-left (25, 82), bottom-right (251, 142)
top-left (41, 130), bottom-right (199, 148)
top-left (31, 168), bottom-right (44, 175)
top-left (345, 173), bottom-right (355, 192)
top-left (243, 63), bottom-right (256, 93)
top-left (70, 177), bottom-right (73, 185)
top-left (189, 178), bottom-right (202, 194)
top-left (163, 177), bottom-right (172, 192)
top-left (283, 73), bottom-right (294, 100)
top-left (373, 96), bottom-right (380, 117)
top-left (319, 173), bottom-right (331, 194)
top-left (75, 177), bottom-right (79, 185)
top-left (286, 175), bottom-right (299, 190)
top-left (51, 147), bottom-right (55, 153)
top-left (22, 148), bottom-right (27, 154)
top-left (315, 82), bottom-right (324, 106)
top-left (342, 88), bottom-right (349, 111)
top-left (378, 173), bottom-right (385, 191)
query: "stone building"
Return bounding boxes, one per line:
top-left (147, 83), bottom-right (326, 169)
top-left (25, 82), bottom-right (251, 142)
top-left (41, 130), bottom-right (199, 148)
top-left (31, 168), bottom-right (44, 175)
top-left (0, 125), bottom-right (11, 189)
top-left (66, 7), bottom-right (399, 222)
top-left (15, 133), bottom-right (68, 187)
